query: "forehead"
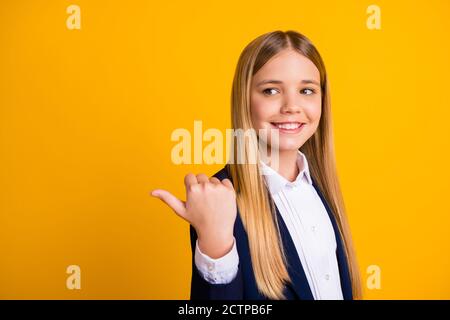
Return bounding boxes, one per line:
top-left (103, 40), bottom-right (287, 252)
top-left (253, 49), bottom-right (320, 83)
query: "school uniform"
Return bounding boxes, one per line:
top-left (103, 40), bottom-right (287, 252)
top-left (189, 150), bottom-right (353, 300)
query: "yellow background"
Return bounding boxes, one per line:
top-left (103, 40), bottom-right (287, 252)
top-left (1, 0), bottom-right (449, 299)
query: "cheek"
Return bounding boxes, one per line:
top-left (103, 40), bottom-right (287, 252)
top-left (305, 100), bottom-right (322, 124)
top-left (250, 96), bottom-right (274, 126)
top-left (300, 101), bottom-right (322, 138)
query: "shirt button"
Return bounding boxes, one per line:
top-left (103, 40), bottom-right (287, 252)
top-left (208, 264), bottom-right (214, 271)
top-left (325, 274), bottom-right (330, 281)
top-left (311, 226), bottom-right (316, 232)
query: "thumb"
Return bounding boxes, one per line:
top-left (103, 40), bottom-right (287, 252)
top-left (151, 189), bottom-right (188, 220)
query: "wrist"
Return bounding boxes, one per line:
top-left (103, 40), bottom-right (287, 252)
top-left (197, 233), bottom-right (234, 259)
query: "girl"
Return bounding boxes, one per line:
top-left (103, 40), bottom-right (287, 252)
top-left (151, 30), bottom-right (362, 300)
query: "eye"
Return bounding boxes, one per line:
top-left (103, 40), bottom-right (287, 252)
top-left (262, 88), bottom-right (279, 96)
top-left (301, 88), bottom-right (316, 95)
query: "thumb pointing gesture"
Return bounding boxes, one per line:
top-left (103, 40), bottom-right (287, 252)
top-left (151, 173), bottom-right (237, 254)
top-left (151, 189), bottom-right (188, 222)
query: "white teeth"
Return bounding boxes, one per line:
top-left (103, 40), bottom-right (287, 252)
top-left (274, 122), bottom-right (302, 129)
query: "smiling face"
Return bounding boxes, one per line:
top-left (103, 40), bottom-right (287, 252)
top-left (250, 49), bottom-right (322, 154)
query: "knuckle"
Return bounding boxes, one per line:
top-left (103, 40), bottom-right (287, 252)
top-left (188, 184), bottom-right (200, 193)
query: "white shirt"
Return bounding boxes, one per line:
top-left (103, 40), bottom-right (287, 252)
top-left (194, 150), bottom-right (344, 299)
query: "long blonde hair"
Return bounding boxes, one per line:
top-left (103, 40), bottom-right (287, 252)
top-left (227, 30), bottom-right (362, 299)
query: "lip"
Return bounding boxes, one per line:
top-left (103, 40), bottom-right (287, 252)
top-left (270, 122), bottom-right (306, 134)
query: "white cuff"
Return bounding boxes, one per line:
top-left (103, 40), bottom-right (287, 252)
top-left (194, 237), bottom-right (239, 284)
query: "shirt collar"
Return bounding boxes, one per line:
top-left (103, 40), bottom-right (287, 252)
top-left (259, 150), bottom-right (313, 195)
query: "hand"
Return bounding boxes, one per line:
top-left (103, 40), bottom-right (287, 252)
top-left (151, 173), bottom-right (237, 258)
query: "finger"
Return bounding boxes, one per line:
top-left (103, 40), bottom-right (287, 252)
top-left (196, 173), bottom-right (209, 184)
top-left (151, 189), bottom-right (187, 219)
top-left (209, 177), bottom-right (221, 184)
top-left (221, 178), bottom-right (234, 189)
top-left (184, 173), bottom-right (198, 189)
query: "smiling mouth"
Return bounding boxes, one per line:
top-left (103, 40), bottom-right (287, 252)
top-left (270, 122), bottom-right (305, 130)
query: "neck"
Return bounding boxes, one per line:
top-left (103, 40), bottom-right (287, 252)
top-left (266, 149), bottom-right (300, 182)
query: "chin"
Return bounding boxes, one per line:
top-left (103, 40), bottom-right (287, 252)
top-left (266, 142), bottom-right (302, 153)
top-left (279, 138), bottom-right (305, 149)
top-left (278, 145), bottom-right (302, 153)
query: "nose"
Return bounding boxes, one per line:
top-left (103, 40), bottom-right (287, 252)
top-left (280, 91), bottom-right (302, 114)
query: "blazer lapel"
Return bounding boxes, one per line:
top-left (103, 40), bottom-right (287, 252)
top-left (273, 177), bottom-right (354, 300)
top-left (311, 177), bottom-right (353, 300)
top-left (274, 205), bottom-right (314, 299)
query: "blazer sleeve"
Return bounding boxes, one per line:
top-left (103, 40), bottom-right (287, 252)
top-left (189, 224), bottom-right (243, 300)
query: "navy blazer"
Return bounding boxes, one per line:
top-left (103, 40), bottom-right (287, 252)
top-left (189, 165), bottom-right (353, 300)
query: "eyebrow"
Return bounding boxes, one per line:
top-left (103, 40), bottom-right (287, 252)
top-left (256, 79), bottom-right (320, 87)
